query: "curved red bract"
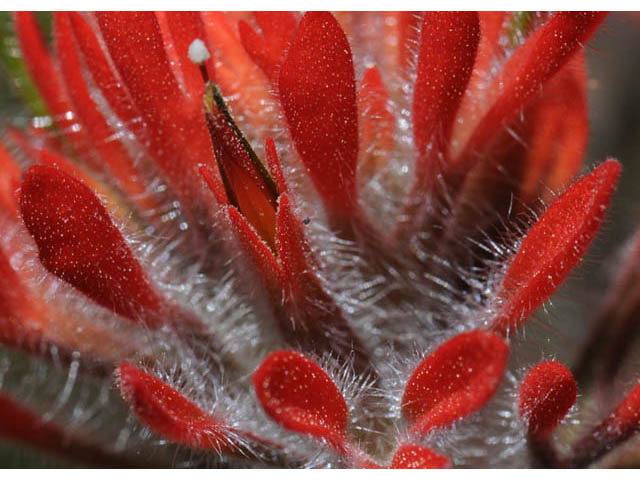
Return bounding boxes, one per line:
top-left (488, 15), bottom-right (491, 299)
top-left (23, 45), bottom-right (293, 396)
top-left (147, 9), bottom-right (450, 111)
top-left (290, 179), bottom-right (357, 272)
top-left (519, 361), bottom-right (577, 437)
top-left (19, 165), bottom-right (165, 326)
top-left (391, 444), bottom-right (451, 469)
top-left (253, 350), bottom-right (349, 453)
top-left (402, 330), bottom-right (509, 435)
top-left (279, 12), bottom-right (359, 217)
top-left (493, 159), bottom-right (620, 333)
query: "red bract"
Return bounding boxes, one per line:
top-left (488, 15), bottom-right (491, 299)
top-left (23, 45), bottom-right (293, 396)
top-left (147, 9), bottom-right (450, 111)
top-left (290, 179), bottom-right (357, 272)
top-left (53, 13), bottom-right (153, 212)
top-left (0, 141), bottom-right (21, 219)
top-left (238, 12), bottom-right (298, 83)
top-left (203, 83), bottom-right (279, 250)
top-left (460, 12), bottom-right (606, 163)
top-left (279, 12), bottom-right (359, 218)
top-left (118, 362), bottom-right (236, 453)
top-left (2, 9), bottom-right (635, 469)
top-left (570, 382), bottom-right (640, 468)
top-left (493, 159), bottom-right (620, 333)
top-left (391, 444), bottom-right (451, 469)
top-left (14, 12), bottom-right (91, 160)
top-left (96, 12), bottom-right (216, 224)
top-left (402, 331), bottom-right (509, 435)
top-left (253, 350), bottom-right (349, 454)
top-left (357, 66), bottom-right (394, 178)
top-left (519, 361), bottom-right (577, 437)
top-left (19, 165), bottom-right (165, 326)
top-left (412, 12), bottom-right (479, 172)
top-left (519, 56), bottom-right (588, 202)
top-left (608, 383), bottom-right (640, 439)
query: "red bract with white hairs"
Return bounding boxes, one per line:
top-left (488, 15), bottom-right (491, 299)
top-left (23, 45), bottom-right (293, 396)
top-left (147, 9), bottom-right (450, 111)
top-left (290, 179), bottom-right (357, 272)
top-left (519, 361), bottom-right (577, 438)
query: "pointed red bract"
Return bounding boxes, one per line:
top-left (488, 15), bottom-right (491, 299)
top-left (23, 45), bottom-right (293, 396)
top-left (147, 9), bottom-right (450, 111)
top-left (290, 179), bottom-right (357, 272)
top-left (402, 330), bottom-right (509, 435)
top-left (608, 382), bottom-right (640, 437)
top-left (0, 141), bottom-right (22, 218)
top-left (279, 12), bottom-right (359, 216)
top-left (238, 12), bottom-right (298, 83)
top-left (54, 13), bottom-right (152, 209)
top-left (226, 205), bottom-right (281, 294)
top-left (461, 12), bottom-right (606, 162)
top-left (493, 159), bottom-right (620, 333)
top-left (413, 12), bottom-right (479, 166)
top-left (118, 362), bottom-right (234, 453)
top-left (520, 56), bottom-right (588, 202)
top-left (275, 193), bottom-right (312, 294)
top-left (519, 361), bottom-right (577, 437)
top-left (204, 85), bottom-right (279, 249)
top-left (570, 381), bottom-right (640, 467)
top-left (157, 12), bottom-right (210, 102)
top-left (391, 444), bottom-right (451, 469)
top-left (381, 12), bottom-right (421, 76)
top-left (14, 12), bottom-right (92, 159)
top-left (19, 165), bottom-right (165, 326)
top-left (67, 13), bottom-right (147, 143)
top-left (358, 66), bottom-right (394, 177)
top-left (253, 350), bottom-right (349, 453)
top-left (265, 138), bottom-right (288, 194)
top-left (97, 12), bottom-right (216, 222)
top-left (0, 248), bottom-right (44, 348)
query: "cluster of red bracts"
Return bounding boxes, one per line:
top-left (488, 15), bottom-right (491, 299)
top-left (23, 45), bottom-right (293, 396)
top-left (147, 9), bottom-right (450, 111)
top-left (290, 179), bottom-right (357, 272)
top-left (0, 10), bottom-right (639, 468)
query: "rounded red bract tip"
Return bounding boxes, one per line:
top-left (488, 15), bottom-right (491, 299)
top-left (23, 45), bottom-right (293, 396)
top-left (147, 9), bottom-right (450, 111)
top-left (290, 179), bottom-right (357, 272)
top-left (401, 330), bottom-right (509, 435)
top-left (519, 361), bottom-right (577, 437)
top-left (253, 350), bottom-right (348, 451)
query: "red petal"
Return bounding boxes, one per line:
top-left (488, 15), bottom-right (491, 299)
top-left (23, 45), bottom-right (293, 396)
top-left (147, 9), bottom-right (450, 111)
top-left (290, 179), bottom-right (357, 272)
top-left (570, 381), bottom-right (640, 467)
top-left (357, 66), bottom-right (394, 178)
top-left (118, 362), bottom-right (234, 453)
top-left (493, 159), bottom-right (620, 333)
top-left (54, 13), bottom-right (152, 210)
top-left (413, 12), bottom-right (479, 168)
top-left (275, 194), bottom-right (369, 372)
top-left (265, 138), bottom-right (288, 194)
top-left (67, 13), bottom-right (147, 143)
top-left (461, 12), bottom-right (606, 162)
top-left (402, 330), bottom-right (509, 435)
top-left (19, 165), bottom-right (165, 326)
top-left (238, 13), bottom-right (297, 83)
top-left (156, 12), bottom-right (211, 102)
top-left (391, 444), bottom-right (451, 469)
top-left (519, 361), bottom-right (577, 437)
top-left (0, 141), bottom-right (22, 219)
top-left (14, 12), bottom-right (93, 160)
top-left (279, 12), bottom-right (359, 216)
top-left (96, 12), bottom-right (216, 221)
top-left (253, 350), bottom-right (349, 453)
top-left (520, 56), bottom-right (588, 202)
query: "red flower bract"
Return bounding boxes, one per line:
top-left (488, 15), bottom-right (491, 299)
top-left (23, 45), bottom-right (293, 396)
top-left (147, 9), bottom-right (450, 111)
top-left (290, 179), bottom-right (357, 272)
top-left (519, 361), bottom-right (577, 437)
top-left (0, 10), bottom-right (638, 469)
top-left (402, 330), bottom-right (509, 435)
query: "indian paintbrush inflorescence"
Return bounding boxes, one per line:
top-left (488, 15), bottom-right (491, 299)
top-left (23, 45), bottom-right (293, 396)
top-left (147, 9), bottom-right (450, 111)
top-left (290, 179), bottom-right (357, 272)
top-left (0, 11), bottom-right (639, 468)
